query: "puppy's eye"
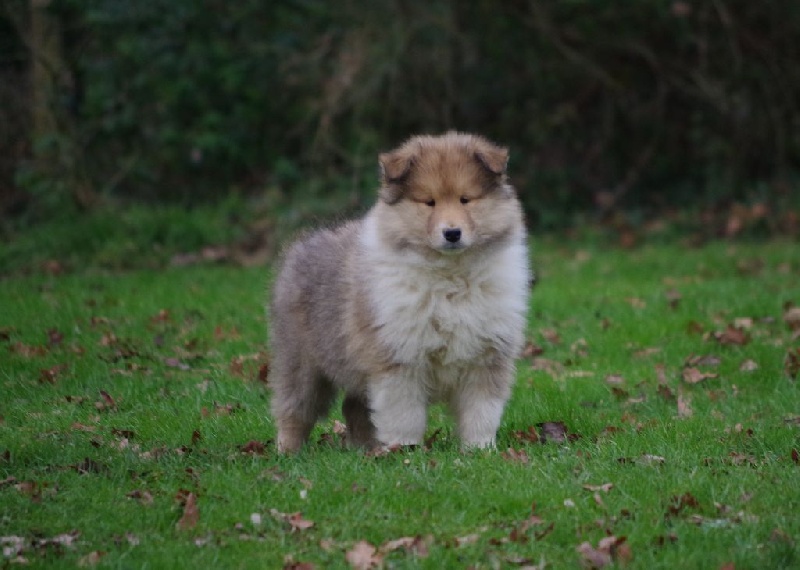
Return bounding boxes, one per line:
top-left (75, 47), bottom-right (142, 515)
top-left (425, 199), bottom-right (436, 207)
top-left (460, 197), bottom-right (470, 205)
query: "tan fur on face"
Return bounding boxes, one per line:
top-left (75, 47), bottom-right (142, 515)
top-left (377, 132), bottom-right (516, 253)
top-left (269, 133), bottom-right (530, 453)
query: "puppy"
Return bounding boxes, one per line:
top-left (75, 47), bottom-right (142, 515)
top-left (269, 132), bottom-right (530, 451)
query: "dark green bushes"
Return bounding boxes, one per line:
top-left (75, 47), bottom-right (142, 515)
top-left (3, 0), bottom-right (799, 225)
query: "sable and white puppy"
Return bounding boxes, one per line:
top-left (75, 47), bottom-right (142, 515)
top-left (269, 132), bottom-right (529, 452)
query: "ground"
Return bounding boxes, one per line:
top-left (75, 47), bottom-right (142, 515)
top-left (1, 238), bottom-right (799, 568)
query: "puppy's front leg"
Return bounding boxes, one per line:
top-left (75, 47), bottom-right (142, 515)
top-left (452, 365), bottom-right (513, 449)
top-left (369, 369), bottom-right (427, 447)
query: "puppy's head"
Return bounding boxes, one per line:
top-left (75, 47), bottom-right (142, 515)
top-left (376, 132), bottom-right (521, 254)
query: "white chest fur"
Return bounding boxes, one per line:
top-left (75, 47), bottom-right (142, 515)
top-left (358, 216), bottom-right (529, 367)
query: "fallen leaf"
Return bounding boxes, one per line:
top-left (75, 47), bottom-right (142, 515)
top-left (784, 306), bottom-right (800, 331)
top-left (605, 374), bottom-right (625, 386)
top-left (665, 289), bottom-right (682, 310)
top-left (522, 342), bottom-right (545, 358)
top-left (583, 483), bottom-right (614, 493)
top-left (239, 440), bottom-right (267, 455)
top-left (126, 489), bottom-right (154, 505)
top-left (501, 448), bottom-right (529, 464)
top-left (633, 347), bottom-right (661, 358)
top-left (283, 562), bottom-right (315, 570)
top-left (380, 535), bottom-right (430, 557)
top-left (677, 394), bottom-right (693, 418)
top-left (98, 390), bottom-right (116, 410)
top-left (9, 341), bottom-right (47, 357)
top-left (791, 448), bottom-right (799, 465)
top-left (537, 421), bottom-right (571, 444)
top-left (346, 540), bottom-right (381, 569)
top-left (176, 492), bottom-right (199, 531)
top-left (540, 328), bottom-right (561, 345)
top-left (685, 354), bottom-right (721, 367)
top-left (453, 534), bottom-right (481, 547)
top-left (164, 357), bottom-right (190, 371)
top-left (512, 426), bottom-right (540, 444)
top-left (269, 509), bottom-right (314, 532)
top-left (682, 367), bottom-right (718, 384)
top-left (715, 325), bottom-right (750, 346)
top-left (625, 297), bottom-right (647, 309)
top-left (657, 384), bottom-right (676, 401)
top-left (530, 358), bottom-right (564, 377)
top-left (78, 551), bottom-right (107, 567)
top-left (636, 454), bottom-right (666, 466)
top-left (576, 542), bottom-right (611, 568)
top-left (667, 492), bottom-right (700, 516)
top-left (739, 359), bottom-right (758, 372)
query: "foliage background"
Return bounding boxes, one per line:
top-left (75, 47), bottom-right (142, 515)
top-left (1, 0), bottom-right (799, 230)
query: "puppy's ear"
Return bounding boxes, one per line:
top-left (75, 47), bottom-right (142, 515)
top-left (474, 142), bottom-right (509, 175)
top-left (378, 147), bottom-right (416, 203)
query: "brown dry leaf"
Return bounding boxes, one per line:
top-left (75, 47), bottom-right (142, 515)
top-left (685, 354), bottom-right (722, 367)
top-left (78, 551), bottom-right (107, 567)
top-left (537, 421), bottom-right (570, 444)
top-left (521, 341), bottom-right (545, 358)
top-left (784, 306), bottom-right (800, 331)
top-left (239, 440), bottom-right (267, 455)
top-left (715, 326), bottom-right (750, 346)
top-left (176, 492), bottom-right (199, 531)
top-left (269, 509), bottom-right (314, 532)
top-left (38, 364), bottom-right (67, 384)
top-left (540, 328), bottom-right (561, 345)
top-left (682, 367), bottom-right (718, 384)
top-left (284, 562), bottom-right (315, 570)
top-left (665, 289), bottom-right (682, 310)
top-left (636, 454), bottom-right (666, 466)
top-left (633, 347), bottom-right (661, 358)
top-left (126, 489), bottom-right (154, 505)
top-left (790, 448), bottom-right (799, 465)
top-left (605, 374), bottom-right (625, 386)
top-left (512, 426), bottom-right (540, 444)
top-left (501, 447), bottom-right (529, 464)
top-left (346, 540), bottom-right (382, 569)
top-left (657, 384), bottom-right (676, 401)
top-left (380, 535), bottom-right (430, 558)
top-left (287, 513), bottom-right (314, 532)
top-left (454, 533), bottom-right (481, 547)
top-left (667, 492), bottom-right (700, 516)
top-left (10, 341), bottom-right (48, 357)
top-left (530, 357), bottom-right (564, 377)
top-left (576, 536), bottom-right (631, 568)
top-left (583, 483), bottom-right (614, 493)
top-left (625, 297), bottom-right (646, 309)
top-left (739, 359), bottom-right (759, 372)
top-left (576, 541), bottom-right (611, 567)
top-left (677, 394), bottom-right (693, 418)
top-left (98, 390), bottom-right (117, 410)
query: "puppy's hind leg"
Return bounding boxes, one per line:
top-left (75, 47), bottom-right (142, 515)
top-left (270, 357), bottom-right (335, 453)
top-left (342, 393), bottom-right (376, 448)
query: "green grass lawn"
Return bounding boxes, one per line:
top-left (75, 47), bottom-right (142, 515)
top-left (1, 239), bottom-right (799, 569)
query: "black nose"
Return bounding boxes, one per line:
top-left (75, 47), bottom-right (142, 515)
top-left (443, 228), bottom-right (462, 243)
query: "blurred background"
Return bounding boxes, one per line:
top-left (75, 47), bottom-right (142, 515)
top-left (1, 0), bottom-right (798, 268)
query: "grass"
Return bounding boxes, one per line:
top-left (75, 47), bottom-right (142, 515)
top-left (1, 236), bottom-right (799, 569)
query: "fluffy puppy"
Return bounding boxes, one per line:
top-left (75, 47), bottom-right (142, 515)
top-left (269, 132), bottom-right (530, 452)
